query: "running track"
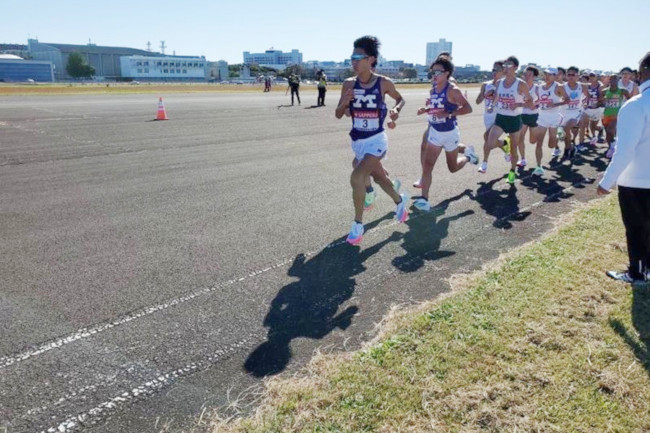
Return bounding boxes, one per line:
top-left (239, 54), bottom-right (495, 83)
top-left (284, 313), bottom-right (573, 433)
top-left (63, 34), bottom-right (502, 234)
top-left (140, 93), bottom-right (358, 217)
top-left (0, 88), bottom-right (609, 432)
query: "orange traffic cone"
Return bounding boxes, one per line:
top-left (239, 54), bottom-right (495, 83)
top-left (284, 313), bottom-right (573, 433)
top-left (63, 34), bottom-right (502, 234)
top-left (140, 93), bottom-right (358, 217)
top-left (155, 97), bottom-right (168, 120)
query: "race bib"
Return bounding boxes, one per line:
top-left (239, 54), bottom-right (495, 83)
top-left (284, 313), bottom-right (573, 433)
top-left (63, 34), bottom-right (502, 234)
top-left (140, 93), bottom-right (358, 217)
top-left (353, 111), bottom-right (379, 131)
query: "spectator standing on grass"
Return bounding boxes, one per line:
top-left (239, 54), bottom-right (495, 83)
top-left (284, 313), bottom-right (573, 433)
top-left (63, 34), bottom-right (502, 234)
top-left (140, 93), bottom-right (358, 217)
top-left (598, 52), bottom-right (650, 284)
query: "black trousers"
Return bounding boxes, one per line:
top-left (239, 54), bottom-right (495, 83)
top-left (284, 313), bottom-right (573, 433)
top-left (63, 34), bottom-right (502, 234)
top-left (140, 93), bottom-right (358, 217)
top-left (618, 186), bottom-right (650, 279)
top-left (317, 87), bottom-right (326, 106)
top-left (290, 85), bottom-right (300, 104)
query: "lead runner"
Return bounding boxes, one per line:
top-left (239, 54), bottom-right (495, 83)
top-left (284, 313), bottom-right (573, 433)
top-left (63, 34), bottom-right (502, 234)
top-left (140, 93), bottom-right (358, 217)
top-left (335, 35), bottom-right (409, 245)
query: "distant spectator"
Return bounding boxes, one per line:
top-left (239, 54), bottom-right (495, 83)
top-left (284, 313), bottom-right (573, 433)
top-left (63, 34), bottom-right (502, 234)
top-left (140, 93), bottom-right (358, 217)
top-left (598, 52), bottom-right (650, 284)
top-left (316, 69), bottom-right (327, 106)
top-left (286, 73), bottom-right (301, 105)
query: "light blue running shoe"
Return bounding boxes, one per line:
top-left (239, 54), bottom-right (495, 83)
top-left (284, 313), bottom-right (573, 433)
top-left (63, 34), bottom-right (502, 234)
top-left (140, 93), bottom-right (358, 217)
top-left (395, 192), bottom-right (410, 222)
top-left (413, 198), bottom-right (431, 212)
top-left (363, 190), bottom-right (377, 211)
top-left (346, 222), bottom-right (364, 245)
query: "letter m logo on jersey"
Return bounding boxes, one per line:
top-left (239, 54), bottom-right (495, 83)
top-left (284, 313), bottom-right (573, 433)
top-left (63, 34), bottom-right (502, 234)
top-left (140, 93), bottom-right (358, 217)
top-left (352, 94), bottom-right (378, 108)
top-left (429, 96), bottom-right (444, 108)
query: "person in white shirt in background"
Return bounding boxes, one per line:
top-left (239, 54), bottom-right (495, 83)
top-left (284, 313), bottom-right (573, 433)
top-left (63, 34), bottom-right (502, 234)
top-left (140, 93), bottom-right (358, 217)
top-left (598, 52), bottom-right (650, 285)
top-left (618, 66), bottom-right (640, 97)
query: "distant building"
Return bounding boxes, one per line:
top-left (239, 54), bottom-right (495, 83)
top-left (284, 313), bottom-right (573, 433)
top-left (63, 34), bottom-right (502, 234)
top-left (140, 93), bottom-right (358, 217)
top-left (0, 54), bottom-right (54, 82)
top-left (426, 38), bottom-right (452, 66)
top-left (207, 60), bottom-right (229, 82)
top-left (120, 55), bottom-right (207, 82)
top-left (28, 38), bottom-right (157, 80)
top-left (243, 49), bottom-right (302, 70)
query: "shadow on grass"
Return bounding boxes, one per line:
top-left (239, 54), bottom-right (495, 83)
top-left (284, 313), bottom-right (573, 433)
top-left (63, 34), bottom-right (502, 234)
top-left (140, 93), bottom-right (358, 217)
top-left (609, 285), bottom-right (650, 374)
top-left (245, 214), bottom-right (401, 377)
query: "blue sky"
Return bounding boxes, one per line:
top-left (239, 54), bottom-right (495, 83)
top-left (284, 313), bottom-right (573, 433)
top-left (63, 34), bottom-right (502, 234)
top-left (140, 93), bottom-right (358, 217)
top-left (5, 0), bottom-right (649, 72)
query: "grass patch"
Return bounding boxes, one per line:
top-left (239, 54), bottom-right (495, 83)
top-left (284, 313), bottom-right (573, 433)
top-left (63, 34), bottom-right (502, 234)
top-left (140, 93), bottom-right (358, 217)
top-left (198, 195), bottom-right (650, 433)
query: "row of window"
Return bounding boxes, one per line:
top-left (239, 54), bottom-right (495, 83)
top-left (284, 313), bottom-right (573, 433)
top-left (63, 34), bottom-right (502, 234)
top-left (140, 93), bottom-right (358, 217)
top-left (136, 68), bottom-right (197, 74)
top-left (134, 60), bottom-right (204, 68)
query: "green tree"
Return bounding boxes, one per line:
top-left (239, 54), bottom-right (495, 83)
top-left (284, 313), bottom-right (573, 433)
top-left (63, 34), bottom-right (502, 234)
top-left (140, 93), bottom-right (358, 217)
top-left (66, 52), bottom-right (95, 79)
top-left (402, 68), bottom-right (417, 79)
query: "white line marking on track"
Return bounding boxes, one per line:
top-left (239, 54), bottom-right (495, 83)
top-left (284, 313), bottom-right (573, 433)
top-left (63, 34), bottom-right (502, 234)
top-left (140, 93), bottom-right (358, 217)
top-left (41, 334), bottom-right (255, 433)
top-left (0, 161), bottom-right (595, 371)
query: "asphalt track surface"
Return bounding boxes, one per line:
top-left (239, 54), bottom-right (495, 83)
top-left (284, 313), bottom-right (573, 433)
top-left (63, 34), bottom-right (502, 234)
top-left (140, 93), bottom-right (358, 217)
top-left (0, 88), bottom-right (610, 432)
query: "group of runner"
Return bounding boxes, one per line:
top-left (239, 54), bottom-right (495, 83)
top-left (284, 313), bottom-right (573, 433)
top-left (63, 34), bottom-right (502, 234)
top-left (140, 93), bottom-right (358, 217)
top-left (336, 35), bottom-right (639, 245)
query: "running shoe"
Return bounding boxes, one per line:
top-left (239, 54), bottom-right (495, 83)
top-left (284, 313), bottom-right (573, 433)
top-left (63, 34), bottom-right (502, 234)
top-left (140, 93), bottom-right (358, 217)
top-left (395, 193), bottom-right (409, 222)
top-left (569, 147), bottom-right (577, 160)
top-left (478, 161), bottom-right (488, 173)
top-left (606, 270), bottom-right (637, 284)
top-left (464, 145), bottom-right (479, 165)
top-left (552, 147), bottom-right (562, 158)
top-left (393, 179), bottom-right (402, 193)
top-left (507, 170), bottom-right (516, 184)
top-left (516, 158), bottom-right (527, 168)
top-left (363, 190), bottom-right (377, 211)
top-left (502, 137), bottom-right (512, 162)
top-left (532, 166), bottom-right (544, 176)
top-left (413, 198), bottom-right (431, 212)
top-left (346, 222), bottom-right (364, 245)
top-left (606, 144), bottom-right (616, 159)
top-left (413, 178), bottom-right (422, 188)
top-left (501, 137), bottom-right (511, 154)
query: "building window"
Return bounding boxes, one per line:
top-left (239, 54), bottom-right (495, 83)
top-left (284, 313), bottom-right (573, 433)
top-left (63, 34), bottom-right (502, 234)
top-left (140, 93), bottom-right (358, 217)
top-left (144, 68), bottom-right (149, 73)
top-left (163, 69), bottom-right (168, 73)
top-left (182, 69), bottom-right (187, 74)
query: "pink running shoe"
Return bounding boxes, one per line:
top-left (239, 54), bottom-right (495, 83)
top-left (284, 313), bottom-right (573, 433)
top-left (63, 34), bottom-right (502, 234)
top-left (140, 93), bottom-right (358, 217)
top-left (346, 222), bottom-right (364, 245)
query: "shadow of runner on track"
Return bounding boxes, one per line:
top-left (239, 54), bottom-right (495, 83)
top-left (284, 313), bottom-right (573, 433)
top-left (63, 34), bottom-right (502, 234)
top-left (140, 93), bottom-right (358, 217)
top-left (393, 189), bottom-right (474, 273)
top-left (609, 286), bottom-right (650, 376)
top-left (471, 178), bottom-right (531, 229)
top-left (245, 215), bottom-right (401, 377)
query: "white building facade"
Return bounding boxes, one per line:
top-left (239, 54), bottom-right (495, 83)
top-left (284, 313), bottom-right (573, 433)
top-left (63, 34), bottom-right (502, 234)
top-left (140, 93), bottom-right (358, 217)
top-left (426, 38), bottom-right (452, 66)
top-left (120, 55), bottom-right (207, 81)
top-left (243, 49), bottom-right (302, 70)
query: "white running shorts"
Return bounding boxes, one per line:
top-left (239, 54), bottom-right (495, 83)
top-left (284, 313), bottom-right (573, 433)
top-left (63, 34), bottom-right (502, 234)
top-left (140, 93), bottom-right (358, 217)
top-left (426, 125), bottom-right (460, 152)
top-left (561, 110), bottom-right (582, 126)
top-left (351, 131), bottom-right (388, 163)
top-left (584, 107), bottom-right (604, 122)
top-left (537, 110), bottom-right (563, 129)
top-left (484, 111), bottom-right (497, 130)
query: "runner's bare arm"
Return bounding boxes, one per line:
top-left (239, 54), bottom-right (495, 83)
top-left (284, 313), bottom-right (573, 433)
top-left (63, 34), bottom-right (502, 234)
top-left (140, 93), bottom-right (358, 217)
top-left (383, 78), bottom-right (405, 121)
top-left (448, 86), bottom-right (472, 116)
top-left (335, 80), bottom-right (355, 119)
top-left (476, 83), bottom-right (486, 105)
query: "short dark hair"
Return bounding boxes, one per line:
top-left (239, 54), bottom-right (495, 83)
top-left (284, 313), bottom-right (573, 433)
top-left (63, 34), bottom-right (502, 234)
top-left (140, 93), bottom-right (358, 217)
top-left (525, 65), bottom-right (539, 77)
top-left (620, 66), bottom-right (633, 73)
top-left (506, 56), bottom-right (519, 67)
top-left (557, 67), bottom-right (566, 75)
top-left (437, 51), bottom-right (452, 60)
top-left (431, 58), bottom-right (455, 77)
top-left (567, 66), bottom-right (579, 74)
top-left (493, 60), bottom-right (504, 68)
top-left (353, 35), bottom-right (380, 68)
